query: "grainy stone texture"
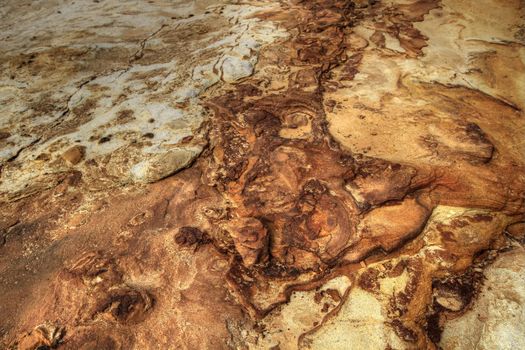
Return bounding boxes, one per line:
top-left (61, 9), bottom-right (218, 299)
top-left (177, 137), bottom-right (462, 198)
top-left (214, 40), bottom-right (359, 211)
top-left (441, 247), bottom-right (525, 350)
top-left (0, 0), bottom-right (524, 349)
top-left (0, 0), bottom-right (286, 200)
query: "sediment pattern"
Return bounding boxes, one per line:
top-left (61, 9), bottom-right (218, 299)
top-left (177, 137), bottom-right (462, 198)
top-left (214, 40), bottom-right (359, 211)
top-left (1, 0), bottom-right (524, 349)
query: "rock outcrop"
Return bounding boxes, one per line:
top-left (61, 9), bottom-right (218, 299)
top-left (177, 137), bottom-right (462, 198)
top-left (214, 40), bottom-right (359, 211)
top-left (1, 0), bottom-right (524, 349)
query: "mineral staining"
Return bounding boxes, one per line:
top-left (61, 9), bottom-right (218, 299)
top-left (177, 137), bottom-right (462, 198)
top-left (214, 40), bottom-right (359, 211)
top-left (0, 0), bottom-right (286, 200)
top-left (1, 0), bottom-right (524, 349)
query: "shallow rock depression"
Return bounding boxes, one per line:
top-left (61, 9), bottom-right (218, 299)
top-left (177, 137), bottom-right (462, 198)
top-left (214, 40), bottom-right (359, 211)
top-left (1, 0), bottom-right (524, 349)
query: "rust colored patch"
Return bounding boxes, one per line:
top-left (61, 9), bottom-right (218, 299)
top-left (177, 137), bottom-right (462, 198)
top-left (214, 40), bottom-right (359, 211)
top-left (175, 226), bottom-right (210, 247)
top-left (189, 0), bottom-right (440, 317)
top-left (358, 268), bottom-right (380, 292)
top-left (390, 319), bottom-right (418, 343)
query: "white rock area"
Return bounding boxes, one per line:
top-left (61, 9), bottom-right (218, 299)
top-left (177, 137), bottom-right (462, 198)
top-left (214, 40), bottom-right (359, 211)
top-left (0, 0), bottom-right (286, 201)
top-left (441, 247), bottom-right (525, 350)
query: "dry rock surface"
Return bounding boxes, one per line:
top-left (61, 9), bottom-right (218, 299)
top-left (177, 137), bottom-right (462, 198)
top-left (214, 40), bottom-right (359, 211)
top-left (0, 0), bottom-right (524, 349)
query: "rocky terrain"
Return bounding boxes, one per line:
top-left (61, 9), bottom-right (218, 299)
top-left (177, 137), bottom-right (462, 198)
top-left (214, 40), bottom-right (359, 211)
top-left (0, 0), bottom-right (524, 349)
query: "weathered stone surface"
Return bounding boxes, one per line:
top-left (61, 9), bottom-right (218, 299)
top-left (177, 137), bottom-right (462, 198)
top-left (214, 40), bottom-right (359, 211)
top-left (0, 0), bottom-right (286, 201)
top-left (441, 247), bottom-right (525, 349)
top-left (0, 0), bottom-right (524, 349)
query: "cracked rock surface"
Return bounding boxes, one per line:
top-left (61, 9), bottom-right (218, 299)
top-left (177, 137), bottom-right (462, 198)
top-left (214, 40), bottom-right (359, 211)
top-left (0, 0), bottom-right (524, 349)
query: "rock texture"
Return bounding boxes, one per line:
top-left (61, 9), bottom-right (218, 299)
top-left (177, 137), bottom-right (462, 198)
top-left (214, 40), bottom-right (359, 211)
top-left (0, 0), bottom-right (524, 349)
top-left (440, 247), bottom-right (525, 349)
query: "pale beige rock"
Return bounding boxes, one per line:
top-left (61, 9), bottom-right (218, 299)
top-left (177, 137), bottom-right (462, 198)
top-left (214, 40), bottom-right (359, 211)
top-left (130, 147), bottom-right (202, 183)
top-left (303, 288), bottom-right (407, 350)
top-left (441, 247), bottom-right (525, 350)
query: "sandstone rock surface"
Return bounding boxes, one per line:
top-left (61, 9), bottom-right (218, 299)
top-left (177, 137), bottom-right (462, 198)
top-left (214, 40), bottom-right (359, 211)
top-left (0, 0), bottom-right (524, 349)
